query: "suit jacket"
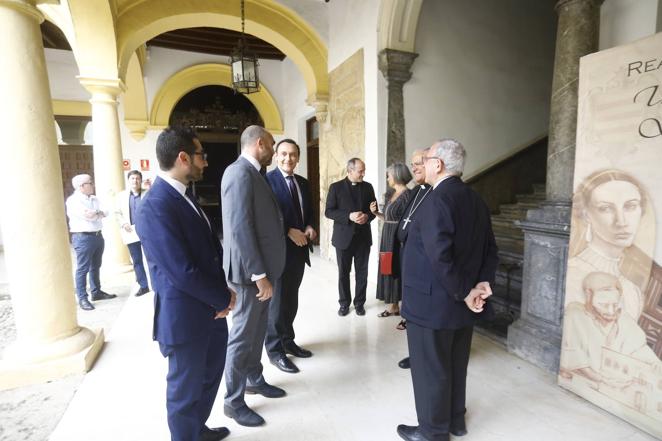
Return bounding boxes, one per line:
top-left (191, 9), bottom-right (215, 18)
top-left (266, 168), bottom-right (313, 266)
top-left (135, 176), bottom-right (231, 345)
top-left (401, 176), bottom-right (498, 330)
top-left (324, 178), bottom-right (376, 250)
top-left (221, 156), bottom-right (286, 284)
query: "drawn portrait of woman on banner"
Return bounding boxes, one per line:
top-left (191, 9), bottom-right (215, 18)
top-left (560, 169), bottom-right (662, 428)
top-left (564, 169), bottom-right (662, 354)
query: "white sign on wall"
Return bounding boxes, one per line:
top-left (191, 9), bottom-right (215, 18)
top-left (559, 32), bottom-right (662, 438)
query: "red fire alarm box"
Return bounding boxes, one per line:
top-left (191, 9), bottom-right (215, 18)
top-left (122, 159), bottom-right (131, 171)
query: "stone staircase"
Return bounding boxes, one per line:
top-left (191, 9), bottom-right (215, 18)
top-left (481, 183), bottom-right (546, 338)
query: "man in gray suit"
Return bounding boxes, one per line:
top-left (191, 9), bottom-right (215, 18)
top-left (221, 125), bottom-right (287, 427)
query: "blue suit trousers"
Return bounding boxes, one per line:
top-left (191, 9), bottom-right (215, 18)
top-left (159, 321), bottom-right (228, 441)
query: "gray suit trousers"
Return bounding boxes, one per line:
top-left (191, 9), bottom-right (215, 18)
top-left (224, 281), bottom-right (270, 409)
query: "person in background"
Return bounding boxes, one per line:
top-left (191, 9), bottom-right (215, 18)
top-left (115, 170), bottom-right (150, 297)
top-left (325, 158), bottom-right (377, 317)
top-left (370, 163), bottom-right (412, 319)
top-left (65, 174), bottom-right (116, 311)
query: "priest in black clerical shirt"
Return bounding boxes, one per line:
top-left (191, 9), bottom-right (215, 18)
top-left (324, 158), bottom-right (377, 316)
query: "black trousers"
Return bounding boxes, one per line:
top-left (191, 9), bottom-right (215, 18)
top-left (335, 236), bottom-right (370, 308)
top-left (407, 322), bottom-right (473, 440)
top-left (265, 245), bottom-right (307, 359)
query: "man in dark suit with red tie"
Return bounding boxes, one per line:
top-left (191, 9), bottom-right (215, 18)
top-left (136, 127), bottom-right (234, 441)
top-left (264, 139), bottom-right (317, 374)
top-left (397, 139), bottom-right (498, 441)
top-left (325, 158), bottom-right (377, 316)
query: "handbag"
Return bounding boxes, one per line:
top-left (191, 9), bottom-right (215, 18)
top-left (379, 251), bottom-right (393, 275)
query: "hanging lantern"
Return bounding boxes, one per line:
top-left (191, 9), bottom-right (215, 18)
top-left (231, 0), bottom-right (260, 94)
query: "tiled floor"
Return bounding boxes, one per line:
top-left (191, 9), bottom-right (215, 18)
top-left (48, 253), bottom-right (657, 441)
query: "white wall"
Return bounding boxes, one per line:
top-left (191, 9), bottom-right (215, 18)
top-left (404, 0), bottom-right (557, 179)
top-left (279, 58), bottom-right (315, 178)
top-left (600, 0), bottom-right (659, 50)
top-left (45, 48), bottom-right (89, 102)
top-left (277, 0), bottom-right (330, 45)
top-left (328, 0), bottom-right (384, 276)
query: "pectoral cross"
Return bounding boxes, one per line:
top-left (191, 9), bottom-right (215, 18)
top-left (402, 217), bottom-right (412, 230)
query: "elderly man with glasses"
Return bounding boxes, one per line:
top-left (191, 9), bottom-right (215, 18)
top-left (397, 139), bottom-right (498, 441)
top-left (65, 174), bottom-right (116, 310)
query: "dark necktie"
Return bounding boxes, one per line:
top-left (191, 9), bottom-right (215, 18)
top-left (286, 175), bottom-right (304, 229)
top-left (185, 187), bottom-right (206, 221)
top-left (260, 167), bottom-right (267, 180)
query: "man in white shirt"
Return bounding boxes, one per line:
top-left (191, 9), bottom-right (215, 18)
top-left (65, 174), bottom-right (116, 311)
top-left (115, 170), bottom-right (150, 297)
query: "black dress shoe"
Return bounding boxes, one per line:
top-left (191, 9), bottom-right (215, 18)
top-left (284, 343), bottom-right (313, 358)
top-left (79, 298), bottom-right (95, 310)
top-left (396, 424), bottom-right (446, 441)
top-left (90, 290), bottom-right (117, 301)
top-left (450, 418), bottom-right (467, 436)
top-left (134, 287), bottom-right (150, 297)
top-left (338, 306), bottom-right (349, 316)
top-left (398, 357), bottom-right (410, 369)
top-left (200, 425), bottom-right (230, 441)
top-left (271, 356), bottom-right (299, 373)
top-left (355, 305), bottom-right (366, 316)
top-left (223, 404), bottom-right (264, 427)
top-left (450, 427), bottom-right (468, 436)
top-left (245, 382), bottom-right (286, 398)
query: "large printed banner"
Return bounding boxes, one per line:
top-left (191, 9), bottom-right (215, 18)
top-left (559, 33), bottom-right (662, 438)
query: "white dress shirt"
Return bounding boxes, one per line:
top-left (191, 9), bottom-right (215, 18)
top-left (66, 191), bottom-right (107, 233)
top-left (159, 174), bottom-right (211, 229)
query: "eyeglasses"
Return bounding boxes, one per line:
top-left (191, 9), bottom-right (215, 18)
top-left (423, 156), bottom-right (442, 162)
top-left (82, 182), bottom-right (94, 186)
top-left (192, 151), bottom-right (208, 161)
top-left (410, 161), bottom-right (424, 168)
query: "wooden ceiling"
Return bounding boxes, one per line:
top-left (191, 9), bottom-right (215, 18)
top-left (40, 23), bottom-right (285, 61)
top-left (148, 28), bottom-right (286, 60)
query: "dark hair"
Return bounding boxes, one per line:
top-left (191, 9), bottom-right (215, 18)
top-left (156, 126), bottom-right (198, 171)
top-left (276, 138), bottom-right (300, 156)
top-left (127, 170), bottom-right (142, 180)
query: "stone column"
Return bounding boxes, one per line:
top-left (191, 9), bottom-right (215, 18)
top-left (0, 0), bottom-right (103, 389)
top-left (79, 78), bottom-right (131, 270)
top-left (507, 0), bottom-right (603, 372)
top-left (378, 49), bottom-right (418, 166)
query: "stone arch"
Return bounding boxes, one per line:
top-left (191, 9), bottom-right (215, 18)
top-left (150, 63), bottom-right (283, 134)
top-left (378, 0), bottom-right (424, 52)
top-left (116, 0), bottom-right (328, 101)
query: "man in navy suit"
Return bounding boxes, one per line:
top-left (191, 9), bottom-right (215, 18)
top-left (325, 158), bottom-right (377, 316)
top-left (135, 127), bottom-right (234, 441)
top-left (397, 139), bottom-right (498, 441)
top-left (264, 139), bottom-right (317, 374)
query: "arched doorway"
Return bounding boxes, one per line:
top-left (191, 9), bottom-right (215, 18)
top-left (169, 85), bottom-right (263, 231)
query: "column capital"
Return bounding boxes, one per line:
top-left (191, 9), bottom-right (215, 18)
top-left (378, 48), bottom-right (419, 87)
top-left (78, 77), bottom-right (126, 102)
top-left (0, 0), bottom-right (44, 23)
top-left (555, 0), bottom-right (605, 13)
top-left (307, 93), bottom-right (329, 124)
